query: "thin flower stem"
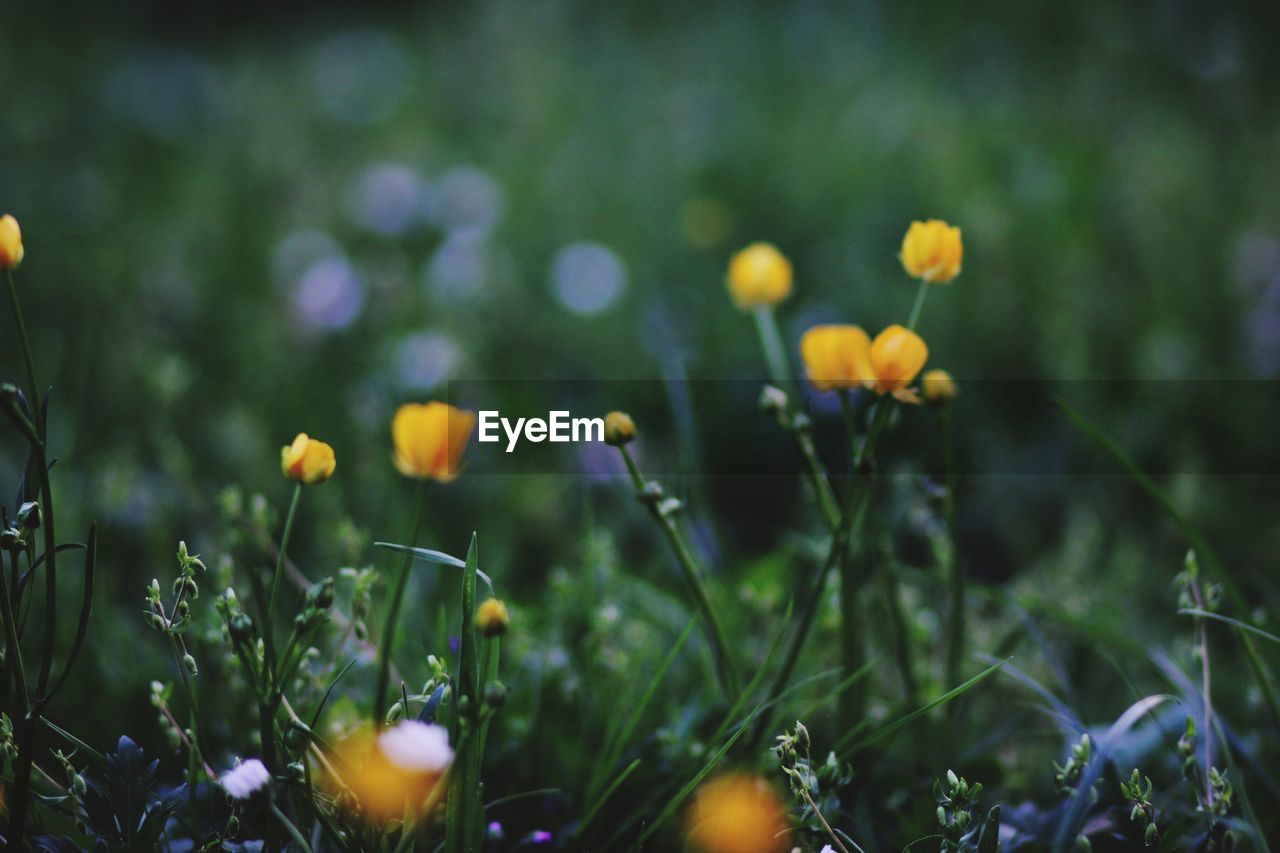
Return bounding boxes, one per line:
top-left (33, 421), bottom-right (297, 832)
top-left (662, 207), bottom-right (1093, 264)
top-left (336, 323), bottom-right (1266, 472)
top-left (269, 801), bottom-right (315, 853)
top-left (265, 482), bottom-right (303, 689)
top-left (1189, 581), bottom-right (1214, 805)
top-left (619, 446), bottom-right (739, 697)
top-left (753, 305), bottom-right (793, 388)
top-left (906, 279), bottom-right (930, 331)
top-left (802, 789), bottom-right (851, 853)
top-left (940, 409), bottom-right (965, 687)
top-left (5, 267), bottom-right (63, 852)
top-left (373, 481), bottom-right (429, 726)
top-left (0, 553), bottom-right (30, 709)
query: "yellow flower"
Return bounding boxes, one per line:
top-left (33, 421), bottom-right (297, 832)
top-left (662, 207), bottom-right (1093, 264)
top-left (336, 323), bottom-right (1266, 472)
top-left (922, 369), bottom-right (958, 405)
top-left (603, 411), bottom-right (636, 446)
top-left (900, 219), bottom-right (962, 284)
top-left (280, 433), bottom-right (336, 484)
top-left (332, 721), bottom-right (453, 824)
top-left (476, 597), bottom-right (510, 637)
top-left (684, 773), bottom-right (789, 853)
top-left (868, 324), bottom-right (928, 395)
top-left (801, 324), bottom-right (928, 401)
top-left (0, 215), bottom-right (24, 270)
top-left (392, 402), bottom-right (476, 481)
top-left (799, 324), bottom-right (874, 392)
top-left (726, 243), bottom-right (792, 309)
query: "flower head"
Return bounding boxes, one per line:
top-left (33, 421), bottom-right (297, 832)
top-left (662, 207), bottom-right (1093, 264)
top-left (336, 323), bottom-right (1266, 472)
top-left (800, 324), bottom-right (928, 401)
top-left (868, 324), bottom-right (928, 395)
top-left (392, 402), bottom-right (476, 481)
top-left (603, 411), bottom-right (636, 446)
top-left (220, 758), bottom-right (271, 800)
top-left (476, 597), bottom-right (510, 637)
top-left (900, 219), bottom-right (962, 284)
top-left (684, 772), bottom-right (788, 853)
top-left (334, 721), bottom-right (454, 823)
top-left (800, 325), bottom-right (873, 393)
top-left (0, 215), bottom-right (24, 270)
top-left (281, 433), bottom-right (336, 484)
top-left (922, 369), bottom-right (958, 405)
top-left (726, 243), bottom-right (792, 309)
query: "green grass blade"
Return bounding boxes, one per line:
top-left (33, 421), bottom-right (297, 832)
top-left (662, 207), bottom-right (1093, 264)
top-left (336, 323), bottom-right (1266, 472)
top-left (445, 533), bottom-right (482, 853)
top-left (1179, 608), bottom-right (1280, 645)
top-left (836, 658), bottom-right (1008, 757)
top-left (577, 758), bottom-right (642, 842)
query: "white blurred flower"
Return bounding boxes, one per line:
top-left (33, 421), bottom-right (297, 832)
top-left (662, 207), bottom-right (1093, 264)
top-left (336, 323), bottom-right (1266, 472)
top-left (220, 758), bottom-right (270, 800)
top-left (377, 721), bottom-right (453, 773)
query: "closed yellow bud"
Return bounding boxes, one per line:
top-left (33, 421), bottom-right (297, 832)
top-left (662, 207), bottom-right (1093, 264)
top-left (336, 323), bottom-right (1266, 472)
top-left (900, 219), bottom-right (962, 284)
top-left (281, 433), bottom-right (337, 484)
top-left (0, 215), bottom-right (24, 270)
top-left (475, 598), bottom-right (510, 637)
top-left (684, 773), bottom-right (788, 853)
top-left (922, 369), bottom-right (957, 404)
top-left (392, 402), bottom-right (475, 482)
top-left (603, 411), bottom-right (636, 446)
top-left (726, 243), bottom-right (792, 309)
top-left (869, 324), bottom-right (928, 395)
top-left (800, 325), bottom-right (873, 392)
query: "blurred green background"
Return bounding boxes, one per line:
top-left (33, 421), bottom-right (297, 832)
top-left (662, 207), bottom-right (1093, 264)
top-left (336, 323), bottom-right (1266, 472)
top-left (3, 0), bottom-right (1280, 846)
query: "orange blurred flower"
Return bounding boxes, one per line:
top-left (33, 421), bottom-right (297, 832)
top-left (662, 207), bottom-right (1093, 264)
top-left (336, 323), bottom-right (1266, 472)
top-left (392, 402), bottom-right (476, 481)
top-left (684, 773), bottom-right (789, 853)
top-left (332, 721), bottom-right (454, 824)
top-left (801, 324), bottom-right (928, 402)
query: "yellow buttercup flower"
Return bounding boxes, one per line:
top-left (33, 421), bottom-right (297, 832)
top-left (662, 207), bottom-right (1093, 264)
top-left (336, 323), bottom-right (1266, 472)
top-left (868, 324), bottom-right (928, 395)
top-left (799, 324), bottom-right (873, 392)
top-left (392, 402), bottom-right (476, 481)
top-left (0, 215), bottom-right (24, 270)
top-left (280, 433), bottom-right (336, 484)
top-left (726, 243), bottom-right (792, 309)
top-left (801, 324), bottom-right (928, 401)
top-left (332, 721), bottom-right (453, 824)
top-left (922, 369), bottom-right (958, 404)
top-left (684, 773), bottom-right (789, 853)
top-left (900, 219), bottom-right (962, 284)
top-left (476, 597), bottom-right (510, 637)
top-left (603, 411), bottom-right (636, 446)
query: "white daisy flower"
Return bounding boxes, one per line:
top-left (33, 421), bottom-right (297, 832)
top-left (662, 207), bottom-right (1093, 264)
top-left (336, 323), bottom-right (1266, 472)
top-left (376, 720), bottom-right (453, 773)
top-left (220, 758), bottom-right (271, 799)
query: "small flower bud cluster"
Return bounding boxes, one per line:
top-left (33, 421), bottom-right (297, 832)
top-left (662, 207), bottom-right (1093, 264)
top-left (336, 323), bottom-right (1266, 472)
top-left (294, 577), bottom-right (335, 633)
top-left (935, 769), bottom-right (983, 843)
top-left (0, 713), bottom-right (18, 761)
top-left (340, 566), bottom-right (377, 641)
top-left (1053, 733), bottom-right (1092, 793)
top-left (145, 542), bottom-right (206, 638)
top-left (2, 500), bottom-right (41, 553)
top-left (1119, 769), bottom-right (1159, 847)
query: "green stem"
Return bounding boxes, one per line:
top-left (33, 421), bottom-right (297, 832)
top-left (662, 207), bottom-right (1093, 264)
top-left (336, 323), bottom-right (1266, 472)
top-left (0, 553), bottom-right (29, 710)
top-left (619, 446), bottom-right (739, 697)
top-left (373, 482), bottom-right (428, 726)
top-left (270, 801), bottom-right (314, 853)
top-left (752, 306), bottom-right (792, 388)
top-left (5, 267), bottom-right (61, 851)
top-left (940, 410), bottom-right (965, 687)
top-left (265, 482), bottom-right (303, 689)
top-left (794, 427), bottom-right (840, 530)
top-left (906, 279), bottom-right (930, 331)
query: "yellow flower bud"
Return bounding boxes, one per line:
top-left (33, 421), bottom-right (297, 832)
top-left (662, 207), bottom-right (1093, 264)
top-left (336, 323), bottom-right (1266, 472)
top-left (603, 411), bottom-right (636, 446)
top-left (726, 243), bottom-right (792, 309)
top-left (0, 215), bottom-right (25, 270)
top-left (684, 773), bottom-right (788, 853)
top-left (900, 219), bottom-right (962, 284)
top-left (800, 324), bottom-right (873, 392)
top-left (475, 597), bottom-right (510, 637)
top-left (922, 369), bottom-right (957, 404)
top-left (391, 402), bottom-right (476, 482)
top-left (280, 433), bottom-right (336, 484)
top-left (868, 324), bottom-right (928, 395)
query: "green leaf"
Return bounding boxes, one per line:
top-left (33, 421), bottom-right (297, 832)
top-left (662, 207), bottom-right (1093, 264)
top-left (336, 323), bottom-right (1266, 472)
top-left (374, 541), bottom-right (495, 591)
top-left (1179, 608), bottom-right (1280, 645)
top-left (836, 658), bottom-right (1008, 757)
